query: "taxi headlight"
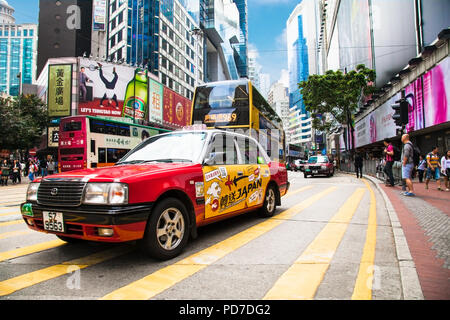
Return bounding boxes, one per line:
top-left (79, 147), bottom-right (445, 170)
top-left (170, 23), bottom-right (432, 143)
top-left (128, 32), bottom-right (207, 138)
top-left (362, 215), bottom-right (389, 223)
top-left (83, 183), bottom-right (128, 205)
top-left (26, 183), bottom-right (40, 201)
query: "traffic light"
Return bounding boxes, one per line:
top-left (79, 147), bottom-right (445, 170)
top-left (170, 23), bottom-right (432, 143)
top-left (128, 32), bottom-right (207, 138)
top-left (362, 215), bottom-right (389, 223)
top-left (392, 98), bottom-right (408, 127)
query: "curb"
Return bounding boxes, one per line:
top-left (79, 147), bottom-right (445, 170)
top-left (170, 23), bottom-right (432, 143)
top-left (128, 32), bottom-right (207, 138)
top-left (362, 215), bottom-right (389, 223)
top-left (362, 174), bottom-right (424, 300)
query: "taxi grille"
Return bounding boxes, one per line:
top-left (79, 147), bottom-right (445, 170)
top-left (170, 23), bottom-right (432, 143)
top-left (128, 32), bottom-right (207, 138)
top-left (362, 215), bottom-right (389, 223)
top-left (37, 179), bottom-right (86, 207)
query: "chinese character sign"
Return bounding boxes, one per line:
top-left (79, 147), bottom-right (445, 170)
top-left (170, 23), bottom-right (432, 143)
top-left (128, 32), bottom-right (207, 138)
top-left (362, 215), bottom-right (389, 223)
top-left (48, 64), bottom-right (72, 117)
top-left (163, 87), bottom-right (192, 128)
top-left (149, 79), bottom-right (164, 124)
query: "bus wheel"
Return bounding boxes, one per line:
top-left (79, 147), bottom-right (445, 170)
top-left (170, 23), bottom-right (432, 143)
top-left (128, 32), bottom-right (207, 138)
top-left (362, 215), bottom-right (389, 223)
top-left (141, 198), bottom-right (189, 260)
top-left (259, 184), bottom-right (277, 218)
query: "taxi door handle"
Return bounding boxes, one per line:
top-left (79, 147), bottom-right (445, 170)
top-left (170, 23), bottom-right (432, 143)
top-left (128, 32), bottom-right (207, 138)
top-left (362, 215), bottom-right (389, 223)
top-left (237, 171), bottom-right (244, 176)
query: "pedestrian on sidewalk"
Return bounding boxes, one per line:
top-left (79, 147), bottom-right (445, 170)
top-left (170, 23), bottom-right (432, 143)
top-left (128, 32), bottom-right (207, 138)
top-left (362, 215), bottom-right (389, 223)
top-left (354, 152), bottom-right (363, 178)
top-left (417, 155), bottom-right (427, 183)
top-left (401, 134), bottom-right (415, 196)
top-left (425, 146), bottom-right (442, 191)
top-left (383, 139), bottom-right (395, 186)
top-left (1, 159), bottom-right (10, 186)
top-left (440, 150), bottom-right (450, 192)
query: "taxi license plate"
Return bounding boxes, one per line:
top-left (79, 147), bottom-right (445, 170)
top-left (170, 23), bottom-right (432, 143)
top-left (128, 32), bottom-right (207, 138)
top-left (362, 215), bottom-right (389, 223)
top-left (312, 170), bottom-right (318, 174)
top-left (43, 212), bottom-right (65, 233)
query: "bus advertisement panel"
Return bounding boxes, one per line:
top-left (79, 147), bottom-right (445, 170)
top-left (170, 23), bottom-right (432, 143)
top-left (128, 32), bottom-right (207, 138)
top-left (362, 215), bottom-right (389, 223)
top-left (163, 87), bottom-right (192, 128)
top-left (77, 58), bottom-right (149, 122)
top-left (58, 116), bottom-right (169, 172)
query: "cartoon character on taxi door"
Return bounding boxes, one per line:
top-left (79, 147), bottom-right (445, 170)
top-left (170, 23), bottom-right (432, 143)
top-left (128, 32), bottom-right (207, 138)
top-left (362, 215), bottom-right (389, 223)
top-left (206, 181), bottom-right (222, 212)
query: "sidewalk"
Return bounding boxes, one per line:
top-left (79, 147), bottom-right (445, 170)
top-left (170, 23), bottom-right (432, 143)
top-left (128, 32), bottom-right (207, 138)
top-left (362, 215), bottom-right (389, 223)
top-left (374, 177), bottom-right (449, 300)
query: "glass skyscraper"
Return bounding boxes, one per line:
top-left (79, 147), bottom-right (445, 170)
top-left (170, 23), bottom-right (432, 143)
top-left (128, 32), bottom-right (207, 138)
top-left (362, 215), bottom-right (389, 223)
top-left (0, 1), bottom-right (37, 96)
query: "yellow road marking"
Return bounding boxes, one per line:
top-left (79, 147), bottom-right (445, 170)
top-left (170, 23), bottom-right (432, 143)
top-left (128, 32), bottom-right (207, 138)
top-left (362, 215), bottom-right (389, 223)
top-left (263, 187), bottom-right (366, 300)
top-left (0, 246), bottom-right (133, 296)
top-left (101, 187), bottom-right (337, 300)
top-left (284, 185), bottom-right (313, 198)
top-left (352, 179), bottom-right (377, 300)
top-left (0, 230), bottom-right (32, 240)
top-left (0, 220), bottom-right (24, 227)
top-left (0, 239), bottom-right (66, 263)
top-left (0, 212), bottom-right (21, 217)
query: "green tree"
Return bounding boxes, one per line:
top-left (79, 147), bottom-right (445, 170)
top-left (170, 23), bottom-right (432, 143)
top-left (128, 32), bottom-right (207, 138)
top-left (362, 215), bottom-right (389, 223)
top-left (299, 64), bottom-right (376, 152)
top-left (0, 94), bottom-right (49, 152)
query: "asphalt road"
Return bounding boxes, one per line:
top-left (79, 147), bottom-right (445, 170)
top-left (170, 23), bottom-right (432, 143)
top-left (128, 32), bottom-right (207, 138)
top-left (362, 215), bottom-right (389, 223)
top-left (0, 171), bottom-right (408, 300)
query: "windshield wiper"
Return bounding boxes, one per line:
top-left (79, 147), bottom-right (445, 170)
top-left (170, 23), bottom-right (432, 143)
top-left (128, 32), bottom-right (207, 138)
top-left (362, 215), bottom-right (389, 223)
top-left (146, 159), bottom-right (193, 163)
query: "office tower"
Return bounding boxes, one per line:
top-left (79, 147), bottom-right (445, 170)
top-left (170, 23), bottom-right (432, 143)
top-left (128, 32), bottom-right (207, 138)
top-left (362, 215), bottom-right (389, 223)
top-left (0, 1), bottom-right (38, 96)
top-left (37, 0), bottom-right (93, 77)
top-left (286, 0), bottom-right (319, 146)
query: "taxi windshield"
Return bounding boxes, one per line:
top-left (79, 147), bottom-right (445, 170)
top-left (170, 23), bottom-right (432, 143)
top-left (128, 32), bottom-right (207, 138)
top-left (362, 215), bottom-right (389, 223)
top-left (117, 132), bottom-right (207, 164)
top-left (308, 156), bottom-right (329, 164)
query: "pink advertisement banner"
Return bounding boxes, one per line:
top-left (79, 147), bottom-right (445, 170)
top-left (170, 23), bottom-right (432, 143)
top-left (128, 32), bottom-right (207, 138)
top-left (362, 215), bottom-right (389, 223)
top-left (423, 57), bottom-right (450, 127)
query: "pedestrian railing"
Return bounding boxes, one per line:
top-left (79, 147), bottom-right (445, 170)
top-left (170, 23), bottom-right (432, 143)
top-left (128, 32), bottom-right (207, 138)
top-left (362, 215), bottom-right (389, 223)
top-left (339, 159), bottom-right (403, 185)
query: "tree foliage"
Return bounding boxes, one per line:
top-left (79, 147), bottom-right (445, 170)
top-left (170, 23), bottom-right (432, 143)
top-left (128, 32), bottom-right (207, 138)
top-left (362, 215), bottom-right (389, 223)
top-left (298, 64), bottom-right (376, 134)
top-left (0, 94), bottom-right (49, 151)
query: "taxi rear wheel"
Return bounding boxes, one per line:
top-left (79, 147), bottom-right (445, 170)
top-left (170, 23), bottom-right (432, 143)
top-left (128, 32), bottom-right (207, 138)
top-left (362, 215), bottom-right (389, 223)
top-left (141, 197), bottom-right (189, 260)
top-left (259, 184), bottom-right (277, 218)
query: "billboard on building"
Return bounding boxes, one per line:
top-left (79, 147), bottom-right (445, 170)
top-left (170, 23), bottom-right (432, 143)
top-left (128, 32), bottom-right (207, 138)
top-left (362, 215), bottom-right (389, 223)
top-left (423, 57), bottom-right (450, 127)
top-left (93, 0), bottom-right (107, 31)
top-left (48, 64), bottom-right (72, 117)
top-left (77, 58), bottom-right (147, 121)
top-left (149, 79), bottom-right (164, 124)
top-left (405, 77), bottom-right (424, 133)
top-left (163, 87), bottom-right (192, 128)
top-left (355, 92), bottom-right (401, 148)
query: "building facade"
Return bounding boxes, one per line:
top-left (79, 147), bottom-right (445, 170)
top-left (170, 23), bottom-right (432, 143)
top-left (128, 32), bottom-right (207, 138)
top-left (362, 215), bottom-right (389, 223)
top-left (318, 0), bottom-right (450, 158)
top-left (0, 1), bottom-right (38, 96)
top-left (268, 81), bottom-right (290, 141)
top-left (286, 0), bottom-right (321, 147)
top-left (103, 0), bottom-right (204, 100)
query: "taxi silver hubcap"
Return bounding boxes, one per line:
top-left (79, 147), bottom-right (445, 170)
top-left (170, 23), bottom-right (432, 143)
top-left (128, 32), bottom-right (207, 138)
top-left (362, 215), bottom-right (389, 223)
top-left (156, 208), bottom-right (185, 250)
top-left (266, 189), bottom-right (275, 212)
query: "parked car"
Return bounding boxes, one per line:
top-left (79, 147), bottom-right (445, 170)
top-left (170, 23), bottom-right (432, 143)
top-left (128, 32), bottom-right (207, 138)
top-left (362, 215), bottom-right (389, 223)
top-left (294, 160), bottom-right (307, 172)
top-left (22, 130), bottom-right (289, 260)
top-left (303, 156), bottom-right (334, 178)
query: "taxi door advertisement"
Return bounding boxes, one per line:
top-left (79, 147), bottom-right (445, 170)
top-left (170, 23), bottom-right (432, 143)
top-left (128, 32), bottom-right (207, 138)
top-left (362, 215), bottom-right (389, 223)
top-left (203, 165), bottom-right (270, 219)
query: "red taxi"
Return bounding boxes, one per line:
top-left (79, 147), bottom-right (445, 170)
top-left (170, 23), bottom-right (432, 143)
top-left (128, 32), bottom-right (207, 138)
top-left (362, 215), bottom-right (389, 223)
top-left (22, 130), bottom-right (289, 260)
top-left (303, 155), bottom-right (334, 178)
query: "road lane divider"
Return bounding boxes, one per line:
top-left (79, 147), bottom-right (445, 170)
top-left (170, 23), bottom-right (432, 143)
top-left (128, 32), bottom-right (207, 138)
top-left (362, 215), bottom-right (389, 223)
top-left (101, 186), bottom-right (337, 300)
top-left (0, 230), bottom-right (32, 240)
top-left (0, 220), bottom-right (24, 227)
top-left (351, 179), bottom-right (377, 300)
top-left (0, 239), bottom-right (66, 263)
top-left (0, 212), bottom-right (21, 217)
top-left (0, 245), bottom-right (133, 296)
top-left (263, 187), bottom-right (366, 300)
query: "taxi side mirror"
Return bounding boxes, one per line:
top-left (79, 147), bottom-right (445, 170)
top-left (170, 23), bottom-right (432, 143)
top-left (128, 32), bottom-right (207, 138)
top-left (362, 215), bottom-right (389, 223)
top-left (203, 152), bottom-right (225, 166)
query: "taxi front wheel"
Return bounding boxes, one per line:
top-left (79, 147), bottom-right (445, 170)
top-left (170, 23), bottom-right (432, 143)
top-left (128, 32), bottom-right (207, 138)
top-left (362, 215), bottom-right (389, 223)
top-left (259, 184), bottom-right (277, 218)
top-left (141, 197), bottom-right (189, 260)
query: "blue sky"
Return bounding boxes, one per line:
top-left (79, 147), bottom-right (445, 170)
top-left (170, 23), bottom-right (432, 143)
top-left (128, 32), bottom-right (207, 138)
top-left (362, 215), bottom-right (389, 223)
top-left (9, 0), bottom-right (297, 85)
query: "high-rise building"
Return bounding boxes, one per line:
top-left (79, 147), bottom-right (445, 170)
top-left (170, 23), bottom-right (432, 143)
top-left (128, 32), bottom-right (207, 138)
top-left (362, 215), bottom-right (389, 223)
top-left (268, 81), bottom-right (290, 140)
top-left (286, 0), bottom-right (320, 146)
top-left (258, 73), bottom-right (271, 99)
top-left (0, 1), bottom-right (38, 96)
top-left (37, 0), bottom-right (93, 77)
top-left (102, 0), bottom-right (204, 100)
top-left (232, 0), bottom-right (248, 78)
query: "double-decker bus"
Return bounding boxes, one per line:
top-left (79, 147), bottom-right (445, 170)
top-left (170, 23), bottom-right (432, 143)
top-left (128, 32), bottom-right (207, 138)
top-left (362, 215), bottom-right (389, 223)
top-left (191, 80), bottom-right (286, 162)
top-left (58, 116), bottom-right (171, 172)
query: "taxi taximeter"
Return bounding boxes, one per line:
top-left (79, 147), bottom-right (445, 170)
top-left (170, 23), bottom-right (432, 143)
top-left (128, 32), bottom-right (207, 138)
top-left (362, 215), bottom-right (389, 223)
top-left (22, 130), bottom-right (289, 260)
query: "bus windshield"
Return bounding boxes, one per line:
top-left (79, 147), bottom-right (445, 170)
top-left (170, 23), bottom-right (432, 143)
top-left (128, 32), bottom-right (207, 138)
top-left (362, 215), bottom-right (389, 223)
top-left (117, 132), bottom-right (207, 164)
top-left (193, 82), bottom-right (249, 110)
